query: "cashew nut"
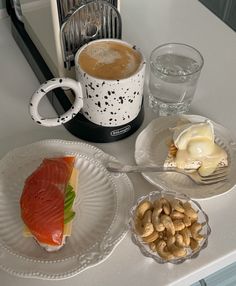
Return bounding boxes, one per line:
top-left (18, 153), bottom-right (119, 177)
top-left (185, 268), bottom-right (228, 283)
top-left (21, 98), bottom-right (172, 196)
top-left (142, 231), bottom-right (159, 243)
top-left (135, 219), bottom-right (154, 238)
top-left (183, 202), bottom-right (198, 220)
top-left (171, 245), bottom-right (187, 258)
top-left (166, 235), bottom-right (176, 248)
top-left (171, 199), bottom-right (185, 213)
top-left (136, 200), bottom-right (153, 219)
top-left (156, 240), bottom-right (174, 260)
top-left (175, 234), bottom-right (186, 248)
top-left (159, 197), bottom-right (171, 215)
top-left (166, 235), bottom-right (187, 258)
top-left (142, 209), bottom-right (152, 225)
top-left (160, 214), bottom-right (175, 236)
top-left (173, 219), bottom-right (185, 231)
top-left (183, 201), bottom-right (192, 209)
top-left (179, 227), bottom-right (191, 246)
top-left (183, 215), bottom-right (192, 227)
top-left (170, 210), bottom-right (185, 220)
top-left (190, 237), bottom-right (200, 251)
top-left (154, 222), bottom-right (165, 232)
top-left (152, 208), bottom-right (165, 232)
top-left (153, 199), bottom-right (163, 215)
top-left (190, 222), bottom-right (204, 241)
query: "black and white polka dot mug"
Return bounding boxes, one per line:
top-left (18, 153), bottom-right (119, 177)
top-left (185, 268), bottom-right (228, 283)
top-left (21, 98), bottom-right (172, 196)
top-left (30, 39), bottom-right (146, 128)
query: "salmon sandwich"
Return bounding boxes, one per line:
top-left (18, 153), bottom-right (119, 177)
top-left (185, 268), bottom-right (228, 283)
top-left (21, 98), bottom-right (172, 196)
top-left (20, 156), bottom-right (78, 252)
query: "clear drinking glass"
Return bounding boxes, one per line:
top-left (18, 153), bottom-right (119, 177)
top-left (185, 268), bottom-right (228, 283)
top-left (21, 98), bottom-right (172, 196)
top-left (148, 43), bottom-right (204, 116)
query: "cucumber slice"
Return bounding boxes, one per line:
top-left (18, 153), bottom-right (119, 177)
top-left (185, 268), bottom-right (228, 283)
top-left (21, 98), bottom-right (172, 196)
top-left (64, 197), bottom-right (75, 213)
top-left (64, 184), bottom-right (76, 224)
top-left (65, 184), bottom-right (73, 195)
top-left (64, 210), bottom-right (75, 224)
top-left (65, 191), bottom-right (75, 204)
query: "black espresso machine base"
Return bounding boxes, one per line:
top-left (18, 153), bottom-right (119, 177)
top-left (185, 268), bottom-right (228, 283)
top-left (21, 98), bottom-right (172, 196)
top-left (7, 4), bottom-right (144, 143)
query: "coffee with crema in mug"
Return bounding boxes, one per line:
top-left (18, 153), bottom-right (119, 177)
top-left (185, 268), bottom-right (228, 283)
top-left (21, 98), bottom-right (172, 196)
top-left (78, 41), bottom-right (142, 80)
top-left (30, 39), bottom-right (146, 139)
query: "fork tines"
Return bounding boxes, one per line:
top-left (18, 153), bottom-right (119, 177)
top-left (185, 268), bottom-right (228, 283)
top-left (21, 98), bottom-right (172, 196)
top-left (199, 167), bottom-right (229, 184)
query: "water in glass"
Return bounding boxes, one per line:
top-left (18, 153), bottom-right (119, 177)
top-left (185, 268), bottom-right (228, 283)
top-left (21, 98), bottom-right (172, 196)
top-left (149, 53), bottom-right (201, 116)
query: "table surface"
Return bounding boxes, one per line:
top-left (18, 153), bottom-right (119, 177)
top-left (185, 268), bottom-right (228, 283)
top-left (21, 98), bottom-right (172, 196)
top-left (1, 0), bottom-right (236, 285)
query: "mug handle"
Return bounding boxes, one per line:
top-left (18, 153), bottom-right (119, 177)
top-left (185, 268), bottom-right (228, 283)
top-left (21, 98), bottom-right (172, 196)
top-left (29, 78), bottom-right (83, 127)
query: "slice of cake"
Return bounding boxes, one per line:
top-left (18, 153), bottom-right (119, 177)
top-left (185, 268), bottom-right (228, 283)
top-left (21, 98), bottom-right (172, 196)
top-left (164, 120), bottom-right (228, 176)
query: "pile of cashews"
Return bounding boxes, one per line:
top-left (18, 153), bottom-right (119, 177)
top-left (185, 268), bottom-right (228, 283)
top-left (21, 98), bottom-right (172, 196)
top-left (134, 197), bottom-right (205, 260)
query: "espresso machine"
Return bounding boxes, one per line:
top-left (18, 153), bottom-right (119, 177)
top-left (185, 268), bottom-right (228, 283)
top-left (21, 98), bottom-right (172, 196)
top-left (7, 0), bottom-right (144, 142)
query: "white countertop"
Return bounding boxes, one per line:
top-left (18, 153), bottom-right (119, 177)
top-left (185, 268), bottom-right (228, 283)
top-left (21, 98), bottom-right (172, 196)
top-left (1, 0), bottom-right (236, 285)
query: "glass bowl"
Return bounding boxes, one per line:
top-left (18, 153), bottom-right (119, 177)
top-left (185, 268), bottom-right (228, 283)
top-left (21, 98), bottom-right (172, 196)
top-left (129, 189), bottom-right (211, 264)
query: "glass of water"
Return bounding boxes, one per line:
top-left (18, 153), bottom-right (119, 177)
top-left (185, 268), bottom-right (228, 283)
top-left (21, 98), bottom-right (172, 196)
top-left (148, 43), bottom-right (204, 116)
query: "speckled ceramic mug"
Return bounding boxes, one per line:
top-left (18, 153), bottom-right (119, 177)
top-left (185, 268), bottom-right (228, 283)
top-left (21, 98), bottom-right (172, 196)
top-left (30, 39), bottom-right (146, 127)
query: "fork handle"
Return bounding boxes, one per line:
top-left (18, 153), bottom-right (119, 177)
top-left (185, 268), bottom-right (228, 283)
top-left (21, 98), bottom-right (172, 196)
top-left (106, 162), bottom-right (175, 173)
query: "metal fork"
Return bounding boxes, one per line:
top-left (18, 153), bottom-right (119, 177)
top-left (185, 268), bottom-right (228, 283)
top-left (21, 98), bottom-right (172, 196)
top-left (106, 162), bottom-right (228, 185)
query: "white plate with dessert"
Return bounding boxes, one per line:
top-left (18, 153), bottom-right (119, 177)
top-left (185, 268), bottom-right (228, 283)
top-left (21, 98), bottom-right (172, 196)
top-left (135, 115), bottom-right (236, 200)
top-left (0, 140), bottom-right (134, 279)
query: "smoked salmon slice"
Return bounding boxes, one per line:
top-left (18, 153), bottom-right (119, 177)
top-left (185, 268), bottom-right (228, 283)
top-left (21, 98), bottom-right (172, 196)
top-left (20, 156), bottom-right (75, 246)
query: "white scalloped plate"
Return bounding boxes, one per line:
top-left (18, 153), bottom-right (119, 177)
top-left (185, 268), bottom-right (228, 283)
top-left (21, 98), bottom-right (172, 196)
top-left (135, 115), bottom-right (236, 200)
top-left (0, 140), bottom-right (134, 279)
